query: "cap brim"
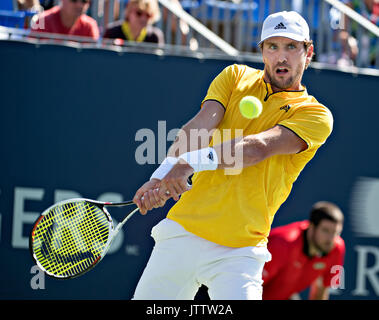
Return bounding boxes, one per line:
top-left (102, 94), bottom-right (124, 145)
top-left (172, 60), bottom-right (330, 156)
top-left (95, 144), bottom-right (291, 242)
top-left (258, 33), bottom-right (309, 45)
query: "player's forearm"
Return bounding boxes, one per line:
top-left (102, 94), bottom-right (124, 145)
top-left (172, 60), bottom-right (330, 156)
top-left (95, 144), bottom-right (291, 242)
top-left (213, 134), bottom-right (268, 170)
top-left (176, 124), bottom-right (307, 176)
top-left (173, 133), bottom-right (267, 178)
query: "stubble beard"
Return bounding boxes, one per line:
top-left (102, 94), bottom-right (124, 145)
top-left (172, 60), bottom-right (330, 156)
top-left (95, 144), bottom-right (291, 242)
top-left (311, 232), bottom-right (333, 255)
top-left (265, 64), bottom-right (304, 91)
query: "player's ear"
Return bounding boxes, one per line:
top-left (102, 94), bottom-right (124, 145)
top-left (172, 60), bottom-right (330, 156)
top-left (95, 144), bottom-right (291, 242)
top-left (305, 43), bottom-right (314, 69)
top-left (308, 222), bottom-right (316, 235)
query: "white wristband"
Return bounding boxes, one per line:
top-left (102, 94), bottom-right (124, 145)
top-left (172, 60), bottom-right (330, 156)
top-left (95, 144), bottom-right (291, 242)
top-left (179, 147), bottom-right (218, 172)
top-left (150, 157), bottom-right (178, 181)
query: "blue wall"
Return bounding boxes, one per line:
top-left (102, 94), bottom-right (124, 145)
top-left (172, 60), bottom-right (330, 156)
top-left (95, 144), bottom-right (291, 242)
top-left (0, 40), bottom-right (378, 299)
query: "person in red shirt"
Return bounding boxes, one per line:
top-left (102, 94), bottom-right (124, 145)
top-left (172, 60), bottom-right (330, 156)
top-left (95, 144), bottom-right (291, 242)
top-left (262, 201), bottom-right (345, 300)
top-left (31, 0), bottom-right (99, 40)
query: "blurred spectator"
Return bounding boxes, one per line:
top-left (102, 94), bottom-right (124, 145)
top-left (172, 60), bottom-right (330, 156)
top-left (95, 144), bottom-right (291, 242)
top-left (17, 0), bottom-right (44, 28)
top-left (103, 0), bottom-right (164, 45)
top-left (317, 3), bottom-right (359, 67)
top-left (262, 201), bottom-right (345, 300)
top-left (31, 0), bottom-right (100, 40)
top-left (162, 0), bottom-right (198, 50)
top-left (39, 0), bottom-right (55, 10)
top-left (17, 0), bottom-right (43, 12)
top-left (103, 0), bottom-right (121, 32)
top-left (343, 0), bottom-right (379, 67)
top-left (336, 28), bottom-right (359, 66)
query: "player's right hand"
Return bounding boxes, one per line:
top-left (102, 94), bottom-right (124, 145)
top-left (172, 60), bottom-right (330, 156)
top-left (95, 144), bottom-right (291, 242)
top-left (133, 179), bottom-right (170, 215)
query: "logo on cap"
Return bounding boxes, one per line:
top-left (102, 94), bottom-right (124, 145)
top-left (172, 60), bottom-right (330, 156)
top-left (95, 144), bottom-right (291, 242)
top-left (274, 22), bottom-right (286, 30)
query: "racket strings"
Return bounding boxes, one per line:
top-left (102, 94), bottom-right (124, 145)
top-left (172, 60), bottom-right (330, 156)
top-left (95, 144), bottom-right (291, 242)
top-left (36, 203), bottom-right (107, 276)
top-left (32, 201), bottom-right (110, 277)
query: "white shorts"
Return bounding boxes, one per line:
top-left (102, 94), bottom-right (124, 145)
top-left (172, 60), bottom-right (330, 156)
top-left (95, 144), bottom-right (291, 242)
top-left (133, 218), bottom-right (271, 300)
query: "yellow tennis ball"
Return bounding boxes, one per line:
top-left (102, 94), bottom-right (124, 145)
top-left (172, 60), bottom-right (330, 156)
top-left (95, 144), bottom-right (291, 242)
top-left (239, 96), bottom-right (262, 119)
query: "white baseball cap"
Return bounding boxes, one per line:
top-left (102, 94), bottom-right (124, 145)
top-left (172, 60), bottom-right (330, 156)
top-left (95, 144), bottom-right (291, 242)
top-left (258, 11), bottom-right (310, 45)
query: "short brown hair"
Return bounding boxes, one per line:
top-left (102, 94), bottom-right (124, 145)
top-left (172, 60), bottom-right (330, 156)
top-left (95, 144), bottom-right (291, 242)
top-left (309, 201), bottom-right (344, 227)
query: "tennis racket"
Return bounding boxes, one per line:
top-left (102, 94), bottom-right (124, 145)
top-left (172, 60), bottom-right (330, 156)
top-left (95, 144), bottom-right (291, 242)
top-left (29, 198), bottom-right (139, 279)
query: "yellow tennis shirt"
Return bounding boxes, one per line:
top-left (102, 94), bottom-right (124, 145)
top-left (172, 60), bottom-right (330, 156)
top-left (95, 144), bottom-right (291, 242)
top-left (167, 64), bottom-right (333, 248)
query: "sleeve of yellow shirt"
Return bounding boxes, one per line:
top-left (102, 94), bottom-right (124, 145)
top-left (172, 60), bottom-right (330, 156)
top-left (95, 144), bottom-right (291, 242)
top-left (278, 103), bottom-right (334, 151)
top-left (201, 64), bottom-right (242, 109)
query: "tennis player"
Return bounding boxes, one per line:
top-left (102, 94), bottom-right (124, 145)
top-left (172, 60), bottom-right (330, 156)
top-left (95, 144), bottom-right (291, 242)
top-left (133, 11), bottom-right (334, 300)
top-left (262, 201), bottom-right (345, 300)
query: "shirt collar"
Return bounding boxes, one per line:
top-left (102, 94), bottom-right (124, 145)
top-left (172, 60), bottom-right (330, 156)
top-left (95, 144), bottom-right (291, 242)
top-left (263, 78), bottom-right (307, 102)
